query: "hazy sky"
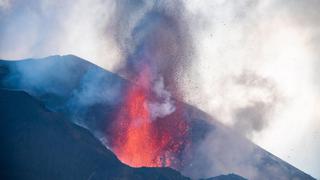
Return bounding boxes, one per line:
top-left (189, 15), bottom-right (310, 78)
top-left (0, 0), bottom-right (319, 178)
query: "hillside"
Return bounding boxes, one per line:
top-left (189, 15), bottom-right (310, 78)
top-left (0, 55), bottom-right (315, 180)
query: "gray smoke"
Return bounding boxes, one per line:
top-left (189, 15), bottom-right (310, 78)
top-left (108, 0), bottom-right (194, 119)
top-left (182, 0), bottom-right (320, 178)
top-left (110, 0), bottom-right (193, 97)
top-left (232, 71), bottom-right (280, 137)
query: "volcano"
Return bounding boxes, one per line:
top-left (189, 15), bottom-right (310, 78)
top-left (0, 55), bottom-right (315, 180)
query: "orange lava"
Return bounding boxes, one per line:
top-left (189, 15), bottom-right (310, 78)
top-left (110, 67), bottom-right (189, 168)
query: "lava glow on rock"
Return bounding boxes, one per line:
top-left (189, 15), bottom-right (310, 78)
top-left (110, 67), bottom-right (189, 168)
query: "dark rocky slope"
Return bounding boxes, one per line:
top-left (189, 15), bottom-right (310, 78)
top-left (0, 89), bottom-right (191, 180)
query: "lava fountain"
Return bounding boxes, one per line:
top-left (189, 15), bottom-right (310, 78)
top-left (108, 1), bottom-right (192, 168)
top-left (110, 65), bottom-right (189, 168)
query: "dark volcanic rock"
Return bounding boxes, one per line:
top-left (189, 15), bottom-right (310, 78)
top-left (0, 89), bottom-right (189, 180)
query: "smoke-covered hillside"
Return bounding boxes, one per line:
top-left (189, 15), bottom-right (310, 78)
top-left (0, 55), bottom-right (315, 180)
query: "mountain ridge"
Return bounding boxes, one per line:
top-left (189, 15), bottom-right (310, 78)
top-left (0, 55), bottom-right (315, 180)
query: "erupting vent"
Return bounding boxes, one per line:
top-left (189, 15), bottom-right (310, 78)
top-left (110, 67), bottom-right (190, 168)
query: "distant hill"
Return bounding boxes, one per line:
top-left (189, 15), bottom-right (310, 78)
top-left (0, 55), bottom-right (315, 180)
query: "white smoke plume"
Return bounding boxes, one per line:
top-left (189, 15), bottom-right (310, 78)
top-left (148, 76), bottom-right (176, 120)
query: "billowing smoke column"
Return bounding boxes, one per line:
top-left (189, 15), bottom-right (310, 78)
top-left (109, 0), bottom-right (192, 168)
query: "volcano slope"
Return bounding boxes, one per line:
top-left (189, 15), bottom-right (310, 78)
top-left (0, 88), bottom-right (193, 180)
top-left (0, 55), bottom-right (315, 180)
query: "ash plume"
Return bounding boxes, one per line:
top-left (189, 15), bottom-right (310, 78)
top-left (107, 0), bottom-right (194, 121)
top-left (111, 0), bottom-right (193, 98)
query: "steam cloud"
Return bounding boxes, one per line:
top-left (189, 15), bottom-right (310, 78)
top-left (148, 76), bottom-right (176, 120)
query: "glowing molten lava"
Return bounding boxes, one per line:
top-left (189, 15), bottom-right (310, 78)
top-left (110, 67), bottom-right (189, 168)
